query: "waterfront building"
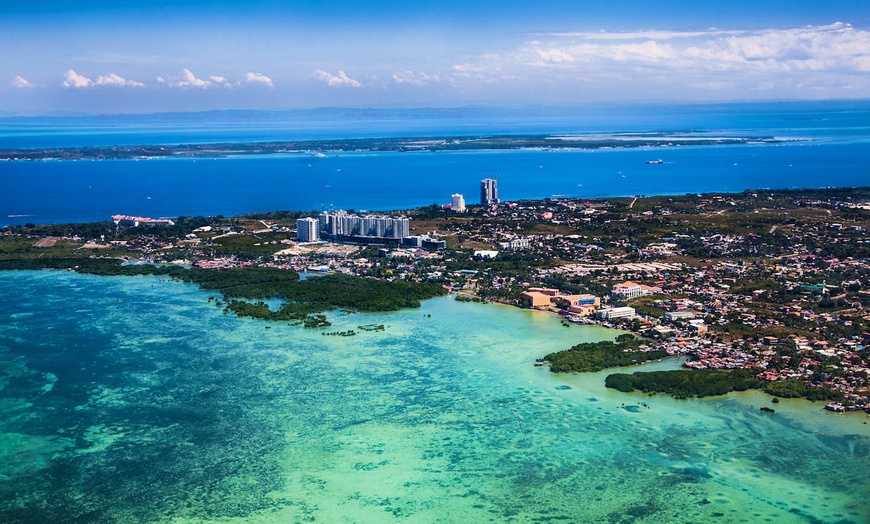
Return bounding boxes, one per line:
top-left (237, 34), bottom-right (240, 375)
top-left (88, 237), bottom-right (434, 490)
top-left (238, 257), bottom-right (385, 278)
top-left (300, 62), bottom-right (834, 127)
top-left (296, 217), bottom-right (320, 242)
top-left (554, 294), bottom-right (600, 310)
top-left (521, 291), bottom-right (553, 308)
top-left (451, 194), bottom-right (466, 212)
top-left (480, 178), bottom-right (499, 205)
top-left (596, 307), bottom-right (637, 320)
top-left (520, 288), bottom-right (560, 308)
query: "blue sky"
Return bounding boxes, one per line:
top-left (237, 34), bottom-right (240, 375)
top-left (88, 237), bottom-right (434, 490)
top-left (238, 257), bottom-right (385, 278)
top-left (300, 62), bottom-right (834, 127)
top-left (2, 1), bottom-right (869, 114)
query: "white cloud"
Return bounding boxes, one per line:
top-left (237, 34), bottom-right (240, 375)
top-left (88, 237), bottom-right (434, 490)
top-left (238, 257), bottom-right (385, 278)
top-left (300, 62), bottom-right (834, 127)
top-left (11, 75), bottom-right (34, 89)
top-left (62, 69), bottom-right (93, 88)
top-left (95, 73), bottom-right (145, 88)
top-left (170, 69), bottom-right (212, 88)
top-left (156, 76), bottom-right (166, 83)
top-left (244, 72), bottom-right (274, 87)
top-left (313, 69), bottom-right (363, 88)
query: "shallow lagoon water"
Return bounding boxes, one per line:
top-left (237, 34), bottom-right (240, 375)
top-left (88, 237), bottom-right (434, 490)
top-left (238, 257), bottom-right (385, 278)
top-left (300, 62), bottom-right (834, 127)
top-left (0, 271), bottom-right (868, 523)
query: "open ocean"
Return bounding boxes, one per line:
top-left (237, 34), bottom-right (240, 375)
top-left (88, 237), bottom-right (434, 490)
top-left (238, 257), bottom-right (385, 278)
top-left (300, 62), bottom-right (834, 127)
top-left (1, 101), bottom-right (869, 225)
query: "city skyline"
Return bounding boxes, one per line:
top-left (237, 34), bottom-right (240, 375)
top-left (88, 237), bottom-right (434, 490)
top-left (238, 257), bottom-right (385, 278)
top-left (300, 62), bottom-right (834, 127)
top-left (2, 1), bottom-right (869, 115)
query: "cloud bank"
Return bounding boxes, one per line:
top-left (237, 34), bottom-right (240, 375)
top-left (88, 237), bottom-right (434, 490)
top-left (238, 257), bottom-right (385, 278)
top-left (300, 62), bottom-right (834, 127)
top-left (62, 70), bottom-right (145, 88)
top-left (450, 22), bottom-right (870, 97)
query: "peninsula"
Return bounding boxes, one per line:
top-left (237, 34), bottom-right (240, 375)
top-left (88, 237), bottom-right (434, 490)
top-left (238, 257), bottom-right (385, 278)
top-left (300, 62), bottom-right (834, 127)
top-left (2, 187), bottom-right (868, 411)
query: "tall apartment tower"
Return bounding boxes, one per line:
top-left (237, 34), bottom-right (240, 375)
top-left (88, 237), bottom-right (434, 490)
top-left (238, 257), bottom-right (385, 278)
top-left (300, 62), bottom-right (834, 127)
top-left (296, 217), bottom-right (320, 242)
top-left (451, 193), bottom-right (466, 212)
top-left (480, 178), bottom-right (499, 206)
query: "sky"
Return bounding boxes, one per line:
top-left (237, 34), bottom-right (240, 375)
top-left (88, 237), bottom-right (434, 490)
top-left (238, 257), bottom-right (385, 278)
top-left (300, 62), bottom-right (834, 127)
top-left (2, 0), bottom-right (870, 115)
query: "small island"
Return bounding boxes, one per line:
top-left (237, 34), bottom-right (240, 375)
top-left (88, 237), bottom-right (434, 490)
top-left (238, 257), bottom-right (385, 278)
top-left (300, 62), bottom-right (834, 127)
top-left (0, 133), bottom-right (789, 161)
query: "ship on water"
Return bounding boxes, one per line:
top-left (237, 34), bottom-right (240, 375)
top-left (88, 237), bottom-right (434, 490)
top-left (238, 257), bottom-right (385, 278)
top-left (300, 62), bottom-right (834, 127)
top-left (646, 159), bottom-right (664, 164)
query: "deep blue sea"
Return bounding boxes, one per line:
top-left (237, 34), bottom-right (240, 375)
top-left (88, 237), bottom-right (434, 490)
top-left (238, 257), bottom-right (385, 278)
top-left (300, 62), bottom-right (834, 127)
top-left (1, 102), bottom-right (869, 225)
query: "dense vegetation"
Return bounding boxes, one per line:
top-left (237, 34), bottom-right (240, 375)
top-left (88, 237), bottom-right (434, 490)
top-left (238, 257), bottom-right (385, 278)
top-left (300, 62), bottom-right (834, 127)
top-left (542, 334), bottom-right (669, 373)
top-left (605, 368), bottom-right (761, 399)
top-left (0, 258), bottom-right (447, 322)
top-left (604, 368), bottom-right (843, 401)
top-left (223, 273), bottom-right (447, 321)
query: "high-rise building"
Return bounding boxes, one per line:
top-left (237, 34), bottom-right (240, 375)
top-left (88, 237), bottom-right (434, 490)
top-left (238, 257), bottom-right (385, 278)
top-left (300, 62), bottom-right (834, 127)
top-left (296, 217), bottom-right (320, 242)
top-left (392, 217), bottom-right (410, 238)
top-left (315, 210), bottom-right (410, 240)
top-left (451, 193), bottom-right (466, 212)
top-left (480, 178), bottom-right (499, 205)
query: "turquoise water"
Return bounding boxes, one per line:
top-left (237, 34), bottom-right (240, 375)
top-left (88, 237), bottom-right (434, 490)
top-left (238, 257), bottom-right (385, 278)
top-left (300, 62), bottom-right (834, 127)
top-left (1, 270), bottom-right (868, 523)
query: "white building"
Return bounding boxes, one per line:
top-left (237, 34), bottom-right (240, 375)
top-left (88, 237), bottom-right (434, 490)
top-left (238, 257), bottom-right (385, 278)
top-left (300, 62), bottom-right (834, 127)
top-left (296, 217), bottom-right (320, 242)
top-left (480, 178), bottom-right (499, 205)
top-left (392, 217), bottom-right (410, 238)
top-left (611, 281), bottom-right (662, 300)
top-left (665, 311), bottom-right (696, 321)
top-left (451, 193), bottom-right (466, 212)
top-left (506, 237), bottom-right (531, 250)
top-left (596, 307), bottom-right (636, 320)
top-left (316, 210), bottom-right (410, 239)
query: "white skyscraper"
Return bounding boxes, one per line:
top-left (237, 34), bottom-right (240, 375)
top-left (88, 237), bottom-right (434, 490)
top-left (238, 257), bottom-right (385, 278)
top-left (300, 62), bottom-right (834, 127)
top-left (451, 193), bottom-right (466, 212)
top-left (296, 217), bottom-right (320, 242)
top-left (480, 178), bottom-right (499, 205)
top-left (392, 217), bottom-right (410, 238)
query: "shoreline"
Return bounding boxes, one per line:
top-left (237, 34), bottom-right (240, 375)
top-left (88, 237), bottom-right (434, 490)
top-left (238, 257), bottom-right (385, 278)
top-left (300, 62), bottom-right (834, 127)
top-left (4, 184), bottom-right (868, 228)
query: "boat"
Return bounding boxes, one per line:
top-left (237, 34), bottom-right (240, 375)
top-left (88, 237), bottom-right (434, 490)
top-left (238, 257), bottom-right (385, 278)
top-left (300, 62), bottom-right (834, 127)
top-left (646, 159), bottom-right (664, 164)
